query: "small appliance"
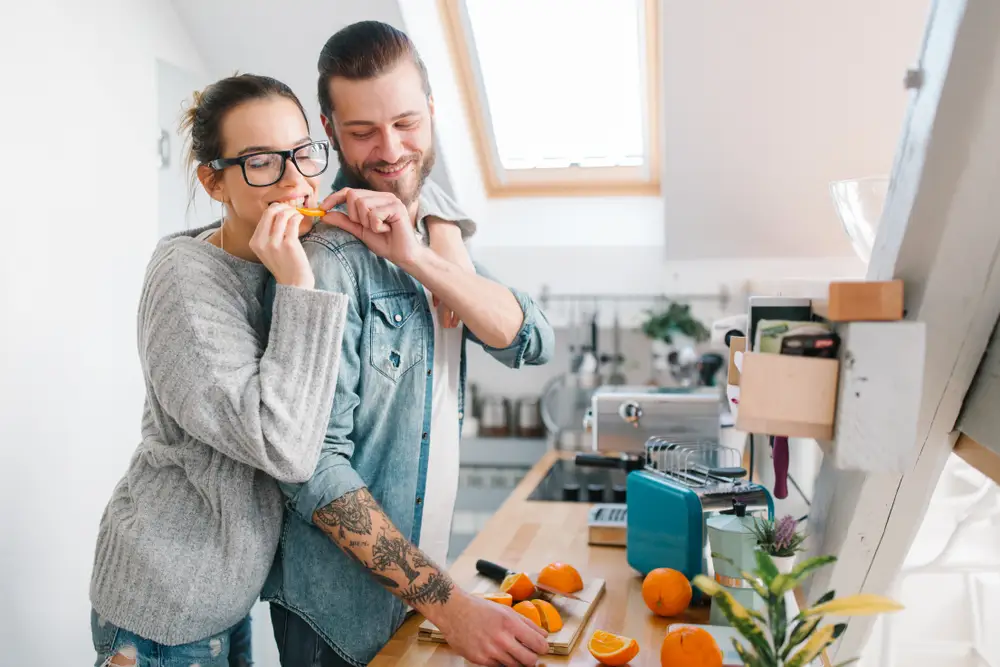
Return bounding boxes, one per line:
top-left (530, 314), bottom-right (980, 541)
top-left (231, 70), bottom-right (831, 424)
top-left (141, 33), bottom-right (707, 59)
top-left (624, 437), bottom-right (773, 599)
top-left (706, 500), bottom-right (767, 625)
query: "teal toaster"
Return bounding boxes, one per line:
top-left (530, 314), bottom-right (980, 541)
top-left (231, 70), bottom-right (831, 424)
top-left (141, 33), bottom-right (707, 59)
top-left (625, 468), bottom-right (773, 585)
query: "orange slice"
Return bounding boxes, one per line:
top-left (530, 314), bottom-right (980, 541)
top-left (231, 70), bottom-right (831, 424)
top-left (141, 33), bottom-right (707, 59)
top-left (478, 592), bottom-right (513, 606)
top-left (538, 562), bottom-right (584, 594)
top-left (500, 572), bottom-right (536, 601)
top-left (512, 600), bottom-right (542, 626)
top-left (530, 599), bottom-right (563, 632)
top-left (296, 207), bottom-right (326, 217)
top-left (588, 630), bottom-right (640, 666)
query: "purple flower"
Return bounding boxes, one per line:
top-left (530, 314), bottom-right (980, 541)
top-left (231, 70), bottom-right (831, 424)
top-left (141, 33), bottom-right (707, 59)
top-left (775, 515), bottom-right (798, 550)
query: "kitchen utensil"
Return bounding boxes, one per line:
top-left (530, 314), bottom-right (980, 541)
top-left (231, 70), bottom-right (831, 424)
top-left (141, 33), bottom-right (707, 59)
top-left (625, 436), bottom-right (773, 593)
top-left (418, 575), bottom-right (606, 655)
top-left (771, 435), bottom-right (789, 499)
top-left (475, 559), bottom-right (585, 601)
top-left (706, 499), bottom-right (767, 626)
top-left (479, 395), bottom-right (510, 437)
top-left (514, 396), bottom-right (545, 438)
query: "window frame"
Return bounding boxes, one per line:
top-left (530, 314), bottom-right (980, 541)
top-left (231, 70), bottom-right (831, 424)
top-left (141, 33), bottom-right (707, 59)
top-left (438, 0), bottom-right (662, 198)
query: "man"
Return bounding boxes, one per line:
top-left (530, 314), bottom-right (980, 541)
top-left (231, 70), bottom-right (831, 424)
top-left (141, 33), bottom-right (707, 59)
top-left (260, 20), bottom-right (556, 667)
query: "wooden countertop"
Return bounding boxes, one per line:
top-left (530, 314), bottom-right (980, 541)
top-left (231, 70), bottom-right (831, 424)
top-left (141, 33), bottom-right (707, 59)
top-left (371, 450), bottom-right (829, 667)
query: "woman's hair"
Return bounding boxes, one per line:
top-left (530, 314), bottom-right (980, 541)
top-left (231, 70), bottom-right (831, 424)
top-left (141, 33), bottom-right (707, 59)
top-left (179, 73), bottom-right (309, 187)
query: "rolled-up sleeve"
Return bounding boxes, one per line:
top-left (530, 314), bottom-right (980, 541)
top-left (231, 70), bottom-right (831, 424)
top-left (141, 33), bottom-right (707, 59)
top-left (269, 237), bottom-right (369, 524)
top-left (466, 262), bottom-right (555, 368)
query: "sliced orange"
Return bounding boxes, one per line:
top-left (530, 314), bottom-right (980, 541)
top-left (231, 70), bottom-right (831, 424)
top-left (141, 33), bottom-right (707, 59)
top-left (500, 572), bottom-right (536, 601)
top-left (296, 207), bottom-right (327, 217)
top-left (512, 600), bottom-right (542, 626)
top-left (588, 630), bottom-right (640, 666)
top-left (530, 599), bottom-right (563, 632)
top-left (479, 592), bottom-right (513, 606)
top-left (537, 562), bottom-right (584, 594)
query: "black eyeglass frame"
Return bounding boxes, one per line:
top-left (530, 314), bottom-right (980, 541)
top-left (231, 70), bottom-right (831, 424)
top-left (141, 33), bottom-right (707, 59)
top-left (208, 139), bottom-right (331, 187)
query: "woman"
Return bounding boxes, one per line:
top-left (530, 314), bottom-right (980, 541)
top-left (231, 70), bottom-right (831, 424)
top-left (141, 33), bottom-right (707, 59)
top-left (89, 74), bottom-right (353, 667)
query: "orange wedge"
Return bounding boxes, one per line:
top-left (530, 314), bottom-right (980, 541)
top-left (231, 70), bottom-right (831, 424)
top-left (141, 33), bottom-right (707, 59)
top-left (538, 562), bottom-right (584, 594)
top-left (478, 592), bottom-right (513, 606)
top-left (588, 630), bottom-right (640, 666)
top-left (296, 207), bottom-right (326, 217)
top-left (500, 572), bottom-right (536, 601)
top-left (512, 600), bottom-right (542, 626)
top-left (530, 599), bottom-right (563, 632)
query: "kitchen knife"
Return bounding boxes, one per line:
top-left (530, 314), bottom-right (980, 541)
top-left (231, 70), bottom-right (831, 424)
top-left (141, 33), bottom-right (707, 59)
top-left (475, 559), bottom-right (584, 601)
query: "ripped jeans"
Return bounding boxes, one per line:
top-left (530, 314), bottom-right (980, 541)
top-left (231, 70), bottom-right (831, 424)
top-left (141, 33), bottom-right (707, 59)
top-left (91, 609), bottom-right (252, 667)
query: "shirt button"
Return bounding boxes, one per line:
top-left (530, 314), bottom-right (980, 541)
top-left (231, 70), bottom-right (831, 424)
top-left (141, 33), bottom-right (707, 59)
top-left (394, 314), bottom-right (402, 322)
top-left (427, 370), bottom-right (432, 377)
top-left (416, 497), bottom-right (423, 505)
top-left (422, 432), bottom-right (428, 439)
top-left (458, 411), bottom-right (464, 419)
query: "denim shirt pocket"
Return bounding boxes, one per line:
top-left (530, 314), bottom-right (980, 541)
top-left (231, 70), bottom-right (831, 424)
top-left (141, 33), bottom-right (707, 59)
top-left (369, 292), bottom-right (425, 383)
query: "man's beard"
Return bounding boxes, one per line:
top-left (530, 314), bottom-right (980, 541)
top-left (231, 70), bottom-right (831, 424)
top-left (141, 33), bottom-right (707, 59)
top-left (335, 140), bottom-right (435, 208)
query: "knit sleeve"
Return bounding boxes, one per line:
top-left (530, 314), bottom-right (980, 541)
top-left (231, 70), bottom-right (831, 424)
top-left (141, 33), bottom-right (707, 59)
top-left (138, 246), bottom-right (349, 483)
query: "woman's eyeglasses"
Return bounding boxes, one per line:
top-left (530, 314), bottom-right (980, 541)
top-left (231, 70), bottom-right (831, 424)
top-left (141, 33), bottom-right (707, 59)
top-left (208, 140), bottom-right (330, 187)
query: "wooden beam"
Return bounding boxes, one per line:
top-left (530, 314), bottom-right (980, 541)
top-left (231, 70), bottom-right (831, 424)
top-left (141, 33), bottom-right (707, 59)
top-left (954, 433), bottom-right (1000, 487)
top-left (802, 0), bottom-right (1000, 663)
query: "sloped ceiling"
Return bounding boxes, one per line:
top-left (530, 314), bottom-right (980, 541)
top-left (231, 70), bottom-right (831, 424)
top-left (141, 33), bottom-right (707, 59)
top-left (171, 0), bottom-right (930, 259)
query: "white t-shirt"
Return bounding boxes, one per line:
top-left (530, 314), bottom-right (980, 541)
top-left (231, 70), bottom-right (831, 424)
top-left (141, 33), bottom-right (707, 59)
top-left (416, 286), bottom-right (464, 567)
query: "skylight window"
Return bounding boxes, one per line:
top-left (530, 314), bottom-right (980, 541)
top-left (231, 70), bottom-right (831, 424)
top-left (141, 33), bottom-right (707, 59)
top-left (440, 0), bottom-right (661, 197)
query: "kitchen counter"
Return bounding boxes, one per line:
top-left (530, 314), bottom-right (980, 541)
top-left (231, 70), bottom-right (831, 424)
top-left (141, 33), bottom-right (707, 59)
top-left (371, 450), bottom-right (830, 667)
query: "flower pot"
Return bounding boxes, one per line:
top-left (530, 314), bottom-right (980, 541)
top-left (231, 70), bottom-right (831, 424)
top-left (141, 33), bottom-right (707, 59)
top-left (771, 554), bottom-right (797, 574)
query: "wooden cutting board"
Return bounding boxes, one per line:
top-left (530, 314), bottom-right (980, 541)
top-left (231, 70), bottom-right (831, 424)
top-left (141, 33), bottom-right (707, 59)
top-left (418, 575), bottom-right (606, 655)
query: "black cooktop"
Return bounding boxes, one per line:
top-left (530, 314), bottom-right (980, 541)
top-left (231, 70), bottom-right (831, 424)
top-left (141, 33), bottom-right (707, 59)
top-left (527, 458), bottom-right (629, 503)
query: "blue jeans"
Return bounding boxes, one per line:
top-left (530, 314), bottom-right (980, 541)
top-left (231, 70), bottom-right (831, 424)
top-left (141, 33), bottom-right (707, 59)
top-left (91, 609), bottom-right (252, 667)
top-left (269, 604), bottom-right (354, 667)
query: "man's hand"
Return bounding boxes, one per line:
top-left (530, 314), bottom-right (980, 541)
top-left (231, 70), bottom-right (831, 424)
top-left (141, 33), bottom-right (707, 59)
top-left (427, 218), bottom-right (475, 328)
top-left (318, 188), bottom-right (423, 267)
top-left (434, 593), bottom-right (549, 666)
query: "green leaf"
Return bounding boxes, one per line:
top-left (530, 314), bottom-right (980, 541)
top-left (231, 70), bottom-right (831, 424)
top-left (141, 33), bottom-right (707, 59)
top-left (710, 587), bottom-right (775, 664)
top-left (788, 555), bottom-right (837, 582)
top-left (755, 550), bottom-right (780, 586)
top-left (770, 591), bottom-right (788, 652)
top-left (786, 624), bottom-right (836, 667)
top-left (782, 617), bottom-right (821, 660)
top-left (815, 589), bottom-right (836, 605)
top-left (732, 639), bottom-right (764, 667)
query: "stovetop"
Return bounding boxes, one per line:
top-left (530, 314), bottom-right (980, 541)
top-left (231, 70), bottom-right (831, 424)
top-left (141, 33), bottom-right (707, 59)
top-left (527, 458), bottom-right (629, 503)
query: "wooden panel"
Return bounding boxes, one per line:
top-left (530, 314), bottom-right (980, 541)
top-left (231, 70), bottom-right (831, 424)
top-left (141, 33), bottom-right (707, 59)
top-left (826, 280), bottom-right (905, 321)
top-left (828, 321), bottom-right (926, 472)
top-left (802, 1), bottom-right (1000, 662)
top-left (736, 352), bottom-right (839, 440)
top-left (418, 577), bottom-right (607, 655)
top-left (956, 314), bottom-right (1000, 454)
top-left (954, 433), bottom-right (1000, 486)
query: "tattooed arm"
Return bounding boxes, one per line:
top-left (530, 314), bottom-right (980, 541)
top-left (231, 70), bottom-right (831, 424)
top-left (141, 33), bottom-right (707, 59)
top-left (312, 490), bottom-right (455, 610)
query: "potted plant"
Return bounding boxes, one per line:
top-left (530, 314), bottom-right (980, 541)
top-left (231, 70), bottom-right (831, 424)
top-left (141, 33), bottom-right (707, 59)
top-left (694, 551), bottom-right (903, 667)
top-left (749, 515), bottom-right (806, 574)
top-left (641, 302), bottom-right (710, 385)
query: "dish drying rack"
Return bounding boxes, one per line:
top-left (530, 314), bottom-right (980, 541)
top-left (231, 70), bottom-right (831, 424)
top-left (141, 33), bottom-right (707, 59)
top-left (643, 436), bottom-right (747, 488)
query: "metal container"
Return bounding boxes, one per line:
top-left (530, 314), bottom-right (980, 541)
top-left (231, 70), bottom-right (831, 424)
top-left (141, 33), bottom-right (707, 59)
top-left (514, 396), bottom-right (545, 438)
top-left (586, 385), bottom-right (722, 454)
top-left (479, 395), bottom-right (510, 437)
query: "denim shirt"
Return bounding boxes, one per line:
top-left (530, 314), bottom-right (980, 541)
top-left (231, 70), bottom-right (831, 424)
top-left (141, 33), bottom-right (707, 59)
top-left (259, 225), bottom-right (554, 666)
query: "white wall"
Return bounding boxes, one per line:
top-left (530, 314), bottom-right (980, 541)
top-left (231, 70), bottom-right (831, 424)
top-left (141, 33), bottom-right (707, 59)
top-left (0, 1), bottom-right (207, 664)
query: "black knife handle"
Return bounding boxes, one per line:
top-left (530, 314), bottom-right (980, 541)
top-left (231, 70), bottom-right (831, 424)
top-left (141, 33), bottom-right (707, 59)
top-left (475, 559), bottom-right (511, 583)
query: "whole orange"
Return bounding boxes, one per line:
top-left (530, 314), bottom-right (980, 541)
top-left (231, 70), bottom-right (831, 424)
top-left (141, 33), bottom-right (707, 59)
top-left (660, 626), bottom-right (722, 667)
top-left (641, 568), bottom-right (692, 617)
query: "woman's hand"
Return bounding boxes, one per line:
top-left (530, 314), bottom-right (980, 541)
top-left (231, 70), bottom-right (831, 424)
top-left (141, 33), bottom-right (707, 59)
top-left (249, 203), bottom-right (315, 289)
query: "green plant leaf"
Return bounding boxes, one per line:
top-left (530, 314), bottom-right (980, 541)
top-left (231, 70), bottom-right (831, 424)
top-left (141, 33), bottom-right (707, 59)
top-left (708, 586), bottom-right (775, 664)
top-left (770, 590), bottom-right (788, 652)
top-left (786, 624), bottom-right (836, 667)
top-left (803, 593), bottom-right (904, 618)
top-left (755, 550), bottom-right (780, 586)
top-left (782, 617), bottom-right (821, 660)
top-left (815, 589), bottom-right (836, 605)
top-left (732, 639), bottom-right (764, 667)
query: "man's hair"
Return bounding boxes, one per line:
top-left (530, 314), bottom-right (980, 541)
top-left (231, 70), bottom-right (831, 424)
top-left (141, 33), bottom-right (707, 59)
top-left (317, 21), bottom-right (432, 119)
